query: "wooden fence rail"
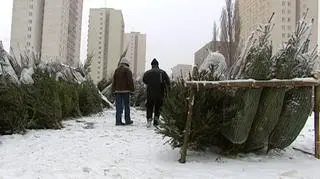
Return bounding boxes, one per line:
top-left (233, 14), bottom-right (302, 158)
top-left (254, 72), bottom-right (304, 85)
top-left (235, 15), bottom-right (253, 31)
top-left (179, 78), bottom-right (320, 163)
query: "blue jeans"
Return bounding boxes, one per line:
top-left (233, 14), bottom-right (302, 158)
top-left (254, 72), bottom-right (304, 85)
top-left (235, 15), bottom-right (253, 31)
top-left (115, 93), bottom-right (131, 124)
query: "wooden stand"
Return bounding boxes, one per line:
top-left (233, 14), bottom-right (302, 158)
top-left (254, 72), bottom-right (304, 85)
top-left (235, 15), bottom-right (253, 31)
top-left (314, 86), bottom-right (320, 159)
top-left (179, 90), bottom-right (195, 163)
top-left (179, 78), bottom-right (320, 163)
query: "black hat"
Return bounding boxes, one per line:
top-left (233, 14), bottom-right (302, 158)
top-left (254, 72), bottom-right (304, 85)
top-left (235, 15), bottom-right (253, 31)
top-left (151, 58), bottom-right (159, 66)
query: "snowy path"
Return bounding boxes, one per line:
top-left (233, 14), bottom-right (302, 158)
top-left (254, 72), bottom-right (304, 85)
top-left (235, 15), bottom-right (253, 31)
top-left (0, 109), bottom-right (320, 179)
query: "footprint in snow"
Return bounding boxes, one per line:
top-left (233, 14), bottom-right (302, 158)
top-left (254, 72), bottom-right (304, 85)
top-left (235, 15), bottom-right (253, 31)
top-left (82, 167), bottom-right (92, 173)
top-left (83, 122), bottom-right (95, 129)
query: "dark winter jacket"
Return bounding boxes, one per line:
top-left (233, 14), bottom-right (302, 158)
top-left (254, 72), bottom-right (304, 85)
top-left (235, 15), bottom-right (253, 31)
top-left (112, 64), bottom-right (134, 93)
top-left (143, 66), bottom-right (170, 100)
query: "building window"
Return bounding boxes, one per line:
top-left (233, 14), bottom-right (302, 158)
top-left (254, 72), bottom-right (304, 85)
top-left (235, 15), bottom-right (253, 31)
top-left (27, 34), bottom-right (31, 38)
top-left (27, 42), bottom-right (31, 46)
top-left (282, 25), bottom-right (285, 30)
top-left (28, 27), bottom-right (32, 31)
top-left (29, 12), bottom-right (32, 16)
top-left (282, 33), bottom-right (286, 38)
top-left (28, 19), bottom-right (32, 23)
top-left (282, 1), bottom-right (285, 6)
top-left (287, 34), bottom-right (291, 38)
top-left (29, 4), bottom-right (33, 9)
top-left (288, 18), bottom-right (291, 22)
top-left (99, 41), bottom-right (102, 44)
top-left (288, 2), bottom-right (291, 6)
top-left (282, 17), bottom-right (285, 22)
top-left (99, 46), bottom-right (102, 49)
top-left (288, 10), bottom-right (291, 14)
top-left (287, 25), bottom-right (291, 30)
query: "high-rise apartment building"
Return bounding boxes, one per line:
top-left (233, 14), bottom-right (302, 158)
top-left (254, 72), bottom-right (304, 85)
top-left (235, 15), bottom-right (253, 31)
top-left (10, 0), bottom-right (83, 66)
top-left (123, 32), bottom-right (147, 78)
top-left (239, 0), bottom-right (318, 50)
top-left (10, 0), bottom-right (45, 64)
top-left (87, 8), bottom-right (124, 84)
top-left (41, 0), bottom-right (83, 67)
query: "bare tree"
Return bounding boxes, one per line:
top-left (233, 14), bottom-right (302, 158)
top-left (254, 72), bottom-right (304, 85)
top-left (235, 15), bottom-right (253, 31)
top-left (211, 21), bottom-right (219, 51)
top-left (220, 0), bottom-right (241, 67)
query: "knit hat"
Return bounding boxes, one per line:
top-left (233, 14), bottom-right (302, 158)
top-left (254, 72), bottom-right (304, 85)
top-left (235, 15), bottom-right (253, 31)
top-left (120, 57), bottom-right (130, 66)
top-left (151, 58), bottom-right (159, 66)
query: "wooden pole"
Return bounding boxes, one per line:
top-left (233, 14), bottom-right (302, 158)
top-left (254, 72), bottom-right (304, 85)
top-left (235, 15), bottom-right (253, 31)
top-left (179, 90), bottom-right (195, 163)
top-left (185, 78), bottom-right (319, 89)
top-left (314, 86), bottom-right (320, 159)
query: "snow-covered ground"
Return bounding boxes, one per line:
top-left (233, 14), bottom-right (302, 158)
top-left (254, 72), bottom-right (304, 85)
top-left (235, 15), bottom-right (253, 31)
top-left (0, 109), bottom-right (320, 179)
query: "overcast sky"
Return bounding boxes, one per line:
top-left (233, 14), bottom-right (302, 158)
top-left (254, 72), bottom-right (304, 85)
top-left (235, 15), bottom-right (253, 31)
top-left (0, 0), bottom-right (225, 72)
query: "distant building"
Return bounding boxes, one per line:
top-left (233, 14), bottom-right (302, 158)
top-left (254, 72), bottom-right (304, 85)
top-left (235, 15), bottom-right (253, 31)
top-left (41, 0), bottom-right (83, 67)
top-left (194, 41), bottom-right (229, 68)
top-left (87, 8), bottom-right (124, 84)
top-left (123, 32), bottom-right (147, 78)
top-left (171, 64), bottom-right (193, 80)
top-left (10, 0), bottom-right (83, 66)
top-left (10, 0), bottom-right (45, 64)
top-left (239, 0), bottom-right (318, 51)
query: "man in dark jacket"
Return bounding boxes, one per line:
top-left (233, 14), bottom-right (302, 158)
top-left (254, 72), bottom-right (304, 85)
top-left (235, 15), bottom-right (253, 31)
top-left (112, 58), bottom-right (134, 126)
top-left (143, 58), bottom-right (170, 127)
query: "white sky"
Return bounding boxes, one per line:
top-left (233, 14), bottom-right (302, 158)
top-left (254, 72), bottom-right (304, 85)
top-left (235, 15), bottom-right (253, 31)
top-left (0, 0), bottom-right (225, 72)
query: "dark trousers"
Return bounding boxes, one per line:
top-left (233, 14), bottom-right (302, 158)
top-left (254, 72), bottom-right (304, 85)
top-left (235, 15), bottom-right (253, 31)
top-left (115, 93), bottom-right (131, 124)
top-left (146, 98), bottom-right (163, 120)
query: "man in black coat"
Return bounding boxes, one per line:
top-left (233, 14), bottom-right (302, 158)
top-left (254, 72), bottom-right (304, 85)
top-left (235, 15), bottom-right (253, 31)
top-left (143, 58), bottom-right (170, 127)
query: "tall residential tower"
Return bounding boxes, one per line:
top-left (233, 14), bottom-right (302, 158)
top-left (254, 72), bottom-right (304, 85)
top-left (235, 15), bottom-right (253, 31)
top-left (123, 32), bottom-right (147, 78)
top-left (10, 0), bottom-right (83, 66)
top-left (10, 0), bottom-right (45, 64)
top-left (239, 0), bottom-right (318, 50)
top-left (87, 8), bottom-right (124, 84)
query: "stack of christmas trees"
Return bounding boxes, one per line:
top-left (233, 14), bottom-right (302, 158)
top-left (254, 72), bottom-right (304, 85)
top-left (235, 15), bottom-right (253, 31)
top-left (158, 17), bottom-right (317, 154)
top-left (0, 48), bottom-right (103, 135)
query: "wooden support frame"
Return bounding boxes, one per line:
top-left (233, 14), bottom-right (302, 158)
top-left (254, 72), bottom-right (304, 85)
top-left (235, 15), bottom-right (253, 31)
top-left (314, 86), bottom-right (320, 159)
top-left (179, 78), bottom-right (320, 163)
top-left (185, 78), bottom-right (319, 89)
top-left (179, 90), bottom-right (195, 163)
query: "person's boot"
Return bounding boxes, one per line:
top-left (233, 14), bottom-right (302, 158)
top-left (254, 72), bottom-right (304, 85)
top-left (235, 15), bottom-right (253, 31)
top-left (116, 122), bottom-right (125, 126)
top-left (125, 120), bottom-right (133, 125)
top-left (146, 118), bottom-right (152, 128)
top-left (153, 116), bottom-right (159, 127)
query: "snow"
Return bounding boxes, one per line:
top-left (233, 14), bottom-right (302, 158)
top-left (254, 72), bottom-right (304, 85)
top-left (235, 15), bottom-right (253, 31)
top-left (0, 48), bottom-right (20, 84)
top-left (199, 49), bottom-right (227, 79)
top-left (185, 78), bottom-right (320, 87)
top-left (20, 68), bottom-right (34, 85)
top-left (0, 109), bottom-right (320, 178)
